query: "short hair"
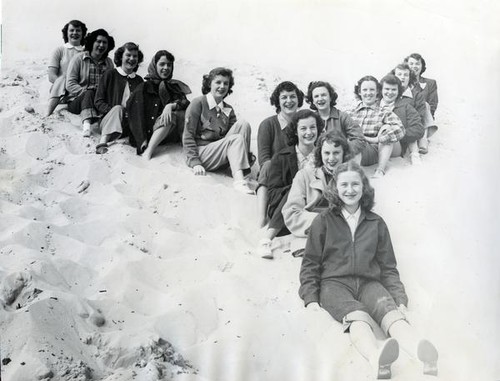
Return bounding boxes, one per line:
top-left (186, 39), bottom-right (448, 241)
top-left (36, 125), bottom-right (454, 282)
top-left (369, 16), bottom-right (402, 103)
top-left (61, 20), bottom-right (87, 43)
top-left (113, 42), bottom-right (144, 72)
top-left (306, 81), bottom-right (338, 110)
top-left (153, 49), bottom-right (175, 64)
top-left (284, 109), bottom-right (323, 146)
top-left (404, 53), bottom-right (427, 75)
top-left (84, 29), bottom-right (115, 57)
top-left (390, 62), bottom-right (417, 88)
top-left (380, 74), bottom-right (404, 99)
top-left (325, 161), bottom-right (375, 212)
top-left (354, 75), bottom-right (380, 101)
top-left (201, 67), bottom-right (235, 97)
top-left (269, 81), bottom-right (304, 113)
top-left (313, 130), bottom-right (350, 168)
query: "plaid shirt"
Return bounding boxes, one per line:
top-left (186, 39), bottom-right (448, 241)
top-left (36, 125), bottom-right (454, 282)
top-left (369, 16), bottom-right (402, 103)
top-left (86, 54), bottom-right (109, 88)
top-left (348, 101), bottom-right (405, 144)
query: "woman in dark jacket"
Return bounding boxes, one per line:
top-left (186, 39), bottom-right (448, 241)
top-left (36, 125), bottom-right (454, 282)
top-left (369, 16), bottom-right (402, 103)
top-left (258, 109), bottom-right (322, 259)
top-left (127, 50), bottom-right (191, 159)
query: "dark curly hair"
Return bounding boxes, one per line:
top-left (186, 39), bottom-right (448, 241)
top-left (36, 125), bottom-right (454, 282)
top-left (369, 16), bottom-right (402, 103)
top-left (306, 81), bottom-right (338, 110)
top-left (390, 62), bottom-right (417, 88)
top-left (380, 74), bottom-right (403, 100)
top-left (201, 67), bottom-right (234, 97)
top-left (61, 20), bottom-right (87, 44)
top-left (354, 75), bottom-right (381, 101)
top-left (313, 130), bottom-right (350, 168)
top-left (84, 29), bottom-right (115, 57)
top-left (284, 109), bottom-right (323, 146)
top-left (270, 81), bottom-right (304, 113)
top-left (325, 161), bottom-right (375, 213)
top-left (404, 53), bottom-right (427, 75)
top-left (113, 42), bottom-right (144, 72)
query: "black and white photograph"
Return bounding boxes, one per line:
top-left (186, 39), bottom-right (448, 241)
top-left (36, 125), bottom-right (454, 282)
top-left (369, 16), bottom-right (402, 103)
top-left (0, 0), bottom-right (499, 380)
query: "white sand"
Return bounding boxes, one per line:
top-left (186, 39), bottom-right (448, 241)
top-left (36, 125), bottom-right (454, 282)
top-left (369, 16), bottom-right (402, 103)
top-left (1, 1), bottom-right (500, 380)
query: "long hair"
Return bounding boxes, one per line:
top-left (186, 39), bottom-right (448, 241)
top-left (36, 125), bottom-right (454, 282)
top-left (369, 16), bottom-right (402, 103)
top-left (313, 130), bottom-right (350, 168)
top-left (354, 75), bottom-right (380, 101)
top-left (284, 109), bottom-right (323, 146)
top-left (270, 81), bottom-right (304, 113)
top-left (404, 53), bottom-right (427, 75)
top-left (84, 29), bottom-right (115, 57)
top-left (201, 67), bottom-right (234, 97)
top-left (380, 74), bottom-right (403, 101)
top-left (113, 42), bottom-right (144, 72)
top-left (306, 81), bottom-right (338, 110)
top-left (325, 161), bottom-right (375, 213)
top-left (61, 20), bottom-right (87, 43)
top-left (390, 62), bottom-right (417, 88)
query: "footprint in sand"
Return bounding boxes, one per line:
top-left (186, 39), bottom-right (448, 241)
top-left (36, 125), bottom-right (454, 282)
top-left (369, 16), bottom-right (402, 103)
top-left (0, 271), bottom-right (43, 310)
top-left (76, 299), bottom-right (106, 327)
top-left (25, 132), bottom-right (50, 160)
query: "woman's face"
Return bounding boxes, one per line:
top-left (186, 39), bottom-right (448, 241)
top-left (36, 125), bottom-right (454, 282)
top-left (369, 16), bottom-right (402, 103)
top-left (337, 170), bottom-right (363, 210)
top-left (67, 24), bottom-right (83, 46)
top-left (321, 141), bottom-right (344, 172)
top-left (210, 75), bottom-right (230, 101)
top-left (156, 56), bottom-right (173, 79)
top-left (394, 68), bottom-right (410, 89)
top-left (278, 90), bottom-right (299, 117)
top-left (311, 86), bottom-right (331, 112)
top-left (91, 35), bottom-right (109, 59)
top-left (359, 80), bottom-right (378, 106)
top-left (407, 57), bottom-right (422, 77)
top-left (121, 49), bottom-right (138, 74)
top-left (296, 116), bottom-right (318, 148)
top-left (382, 82), bottom-right (399, 104)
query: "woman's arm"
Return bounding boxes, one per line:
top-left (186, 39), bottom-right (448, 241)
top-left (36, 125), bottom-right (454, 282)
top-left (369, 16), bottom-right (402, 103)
top-left (378, 111), bottom-right (405, 144)
top-left (299, 215), bottom-right (326, 306)
top-left (48, 47), bottom-right (63, 83)
top-left (257, 117), bottom-right (274, 165)
top-left (182, 98), bottom-right (204, 168)
top-left (425, 78), bottom-right (438, 117)
top-left (94, 70), bottom-right (113, 115)
top-left (376, 218), bottom-right (409, 307)
top-left (401, 104), bottom-right (424, 144)
top-left (339, 111), bottom-right (366, 156)
top-left (282, 169), bottom-right (319, 237)
top-left (65, 54), bottom-right (84, 97)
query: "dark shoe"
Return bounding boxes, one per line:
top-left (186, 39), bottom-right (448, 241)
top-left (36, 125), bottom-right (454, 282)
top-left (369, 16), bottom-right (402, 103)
top-left (96, 143), bottom-right (108, 154)
top-left (248, 152), bottom-right (256, 167)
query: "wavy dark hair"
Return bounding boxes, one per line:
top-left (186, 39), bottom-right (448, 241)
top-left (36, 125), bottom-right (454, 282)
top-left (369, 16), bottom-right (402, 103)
top-left (201, 67), bottom-right (234, 97)
top-left (390, 62), bottom-right (417, 88)
top-left (113, 42), bottom-right (144, 72)
top-left (306, 81), bottom-right (338, 110)
top-left (84, 29), bottom-right (115, 57)
top-left (284, 109), bottom-right (323, 146)
top-left (380, 74), bottom-right (404, 100)
top-left (270, 81), bottom-right (304, 113)
top-left (313, 130), bottom-right (350, 168)
top-left (61, 20), bottom-right (87, 43)
top-left (404, 53), bottom-right (427, 75)
top-left (354, 75), bottom-right (381, 101)
top-left (325, 161), bottom-right (375, 213)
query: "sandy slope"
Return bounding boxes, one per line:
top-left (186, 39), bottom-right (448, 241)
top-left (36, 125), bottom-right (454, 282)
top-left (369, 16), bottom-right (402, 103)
top-left (0, 54), bottom-right (498, 381)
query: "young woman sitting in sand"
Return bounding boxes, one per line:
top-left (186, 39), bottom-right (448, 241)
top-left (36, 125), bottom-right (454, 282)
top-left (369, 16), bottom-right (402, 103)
top-left (299, 161), bottom-right (439, 379)
top-left (306, 81), bottom-right (365, 161)
top-left (46, 20), bottom-right (87, 117)
top-left (183, 67), bottom-right (254, 194)
top-left (378, 74), bottom-right (423, 165)
top-left (257, 81), bottom-right (304, 227)
top-left (65, 29), bottom-right (115, 137)
top-left (348, 76), bottom-right (405, 178)
top-left (127, 50), bottom-right (191, 159)
top-left (258, 109), bottom-right (322, 259)
top-left (404, 53), bottom-right (439, 154)
top-left (282, 131), bottom-right (350, 255)
top-left (94, 42), bottom-right (144, 154)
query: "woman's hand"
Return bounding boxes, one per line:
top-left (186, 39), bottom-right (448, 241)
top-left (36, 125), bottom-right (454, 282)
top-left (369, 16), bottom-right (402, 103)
top-left (306, 302), bottom-right (321, 312)
top-left (193, 165), bottom-right (206, 176)
top-left (160, 103), bottom-right (176, 127)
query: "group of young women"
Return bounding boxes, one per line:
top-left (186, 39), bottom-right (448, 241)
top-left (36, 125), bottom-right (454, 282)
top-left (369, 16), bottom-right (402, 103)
top-left (48, 20), bottom-right (440, 380)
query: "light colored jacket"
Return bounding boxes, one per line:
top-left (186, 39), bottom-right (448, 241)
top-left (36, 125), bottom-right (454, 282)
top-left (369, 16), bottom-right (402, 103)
top-left (65, 52), bottom-right (113, 99)
top-left (283, 167), bottom-right (329, 238)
